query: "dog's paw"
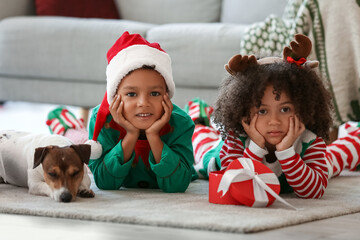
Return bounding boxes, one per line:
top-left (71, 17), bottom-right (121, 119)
top-left (78, 189), bottom-right (95, 198)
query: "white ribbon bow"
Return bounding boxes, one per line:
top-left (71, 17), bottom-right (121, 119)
top-left (217, 158), bottom-right (298, 210)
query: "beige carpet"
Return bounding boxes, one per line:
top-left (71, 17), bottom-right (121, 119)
top-left (0, 171), bottom-right (359, 233)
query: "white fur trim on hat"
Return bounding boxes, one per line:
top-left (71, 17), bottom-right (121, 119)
top-left (85, 140), bottom-right (103, 159)
top-left (106, 45), bottom-right (174, 104)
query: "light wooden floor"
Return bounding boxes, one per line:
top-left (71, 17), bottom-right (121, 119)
top-left (1, 212), bottom-right (360, 240)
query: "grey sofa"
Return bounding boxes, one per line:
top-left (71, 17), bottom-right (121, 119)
top-left (0, 0), bottom-right (287, 111)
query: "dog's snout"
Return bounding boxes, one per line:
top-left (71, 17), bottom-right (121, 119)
top-left (53, 187), bottom-right (74, 202)
top-left (60, 192), bottom-right (72, 203)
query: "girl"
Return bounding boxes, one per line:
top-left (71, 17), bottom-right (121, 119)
top-left (187, 34), bottom-right (360, 198)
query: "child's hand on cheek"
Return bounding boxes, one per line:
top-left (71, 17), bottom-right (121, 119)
top-left (145, 93), bottom-right (173, 137)
top-left (242, 114), bottom-right (265, 149)
top-left (109, 94), bottom-right (139, 137)
top-left (276, 115), bottom-right (305, 151)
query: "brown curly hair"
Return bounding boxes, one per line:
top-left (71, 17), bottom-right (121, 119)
top-left (213, 61), bottom-right (333, 140)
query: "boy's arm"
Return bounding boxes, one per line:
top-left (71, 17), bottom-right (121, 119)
top-left (146, 93), bottom-right (173, 162)
top-left (275, 137), bottom-right (329, 199)
top-left (88, 109), bottom-right (134, 190)
top-left (148, 117), bottom-right (195, 193)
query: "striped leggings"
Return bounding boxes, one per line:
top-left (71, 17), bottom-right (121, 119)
top-left (192, 124), bottom-right (360, 179)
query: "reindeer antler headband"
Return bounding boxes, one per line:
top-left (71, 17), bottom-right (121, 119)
top-left (225, 34), bottom-right (319, 76)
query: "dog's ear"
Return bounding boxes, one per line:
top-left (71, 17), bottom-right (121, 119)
top-left (70, 144), bottom-right (91, 165)
top-left (34, 146), bottom-right (50, 169)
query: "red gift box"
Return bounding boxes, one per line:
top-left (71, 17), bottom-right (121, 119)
top-left (209, 170), bottom-right (241, 205)
top-left (209, 158), bottom-right (285, 208)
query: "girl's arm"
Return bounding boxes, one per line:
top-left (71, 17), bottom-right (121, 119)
top-left (220, 133), bottom-right (268, 169)
top-left (275, 137), bottom-right (329, 198)
top-left (219, 115), bottom-right (269, 169)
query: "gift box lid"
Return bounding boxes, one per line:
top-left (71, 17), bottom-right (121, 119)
top-left (226, 158), bottom-right (280, 207)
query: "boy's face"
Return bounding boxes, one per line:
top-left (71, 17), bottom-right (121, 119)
top-left (117, 68), bottom-right (167, 130)
top-left (250, 85), bottom-right (296, 147)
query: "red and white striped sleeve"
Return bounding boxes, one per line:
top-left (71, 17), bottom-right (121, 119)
top-left (276, 137), bottom-right (329, 199)
top-left (220, 133), bottom-right (268, 170)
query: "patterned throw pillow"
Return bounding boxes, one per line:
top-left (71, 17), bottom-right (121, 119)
top-left (240, 0), bottom-right (308, 56)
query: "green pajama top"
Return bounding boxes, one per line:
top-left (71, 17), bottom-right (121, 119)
top-left (88, 104), bottom-right (195, 193)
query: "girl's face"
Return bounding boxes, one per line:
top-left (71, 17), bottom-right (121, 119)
top-left (250, 85), bottom-right (296, 147)
top-left (116, 68), bottom-right (167, 130)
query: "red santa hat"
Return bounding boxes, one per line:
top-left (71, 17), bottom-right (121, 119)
top-left (106, 31), bottom-right (174, 103)
top-left (86, 32), bottom-right (174, 159)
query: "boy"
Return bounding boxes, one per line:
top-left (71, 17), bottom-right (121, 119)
top-left (88, 32), bottom-right (195, 193)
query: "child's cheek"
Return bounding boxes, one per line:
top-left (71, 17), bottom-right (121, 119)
top-left (122, 102), bottom-right (131, 118)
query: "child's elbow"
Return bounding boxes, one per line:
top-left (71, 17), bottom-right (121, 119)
top-left (161, 181), bottom-right (190, 193)
top-left (295, 189), bottom-right (325, 199)
top-left (93, 177), bottom-right (121, 191)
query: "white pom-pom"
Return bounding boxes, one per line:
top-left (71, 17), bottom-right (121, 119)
top-left (85, 140), bottom-right (103, 159)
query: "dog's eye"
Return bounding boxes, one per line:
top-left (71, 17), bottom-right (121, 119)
top-left (48, 172), bottom-right (57, 178)
top-left (71, 171), bottom-right (80, 177)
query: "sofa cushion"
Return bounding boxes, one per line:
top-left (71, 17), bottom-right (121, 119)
top-left (221, 0), bottom-right (288, 24)
top-left (147, 23), bottom-right (247, 89)
top-left (0, 75), bottom-right (106, 108)
top-left (114, 0), bottom-right (222, 24)
top-left (0, 17), bottom-right (154, 84)
top-left (0, 0), bottom-right (35, 20)
top-left (35, 0), bottom-right (119, 19)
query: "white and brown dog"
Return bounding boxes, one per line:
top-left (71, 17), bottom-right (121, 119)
top-left (0, 130), bottom-right (95, 202)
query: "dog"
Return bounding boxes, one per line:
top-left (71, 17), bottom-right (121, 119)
top-left (0, 130), bottom-right (95, 202)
